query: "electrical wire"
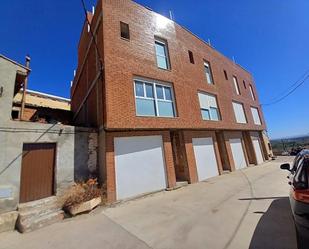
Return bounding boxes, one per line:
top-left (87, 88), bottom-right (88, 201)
top-left (0, 126), bottom-right (97, 134)
top-left (265, 68), bottom-right (309, 103)
top-left (261, 72), bottom-right (309, 106)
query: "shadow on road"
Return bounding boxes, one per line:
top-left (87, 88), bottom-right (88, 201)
top-left (249, 197), bottom-right (297, 249)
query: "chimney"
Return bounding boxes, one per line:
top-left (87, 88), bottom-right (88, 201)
top-left (25, 55), bottom-right (31, 67)
top-left (19, 55), bottom-right (31, 120)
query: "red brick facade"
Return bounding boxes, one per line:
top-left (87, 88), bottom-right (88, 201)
top-left (71, 0), bottom-right (272, 202)
top-left (71, 0), bottom-right (266, 132)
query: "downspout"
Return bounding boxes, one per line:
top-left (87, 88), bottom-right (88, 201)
top-left (19, 55), bottom-right (31, 120)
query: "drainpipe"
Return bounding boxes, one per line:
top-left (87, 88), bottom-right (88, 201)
top-left (19, 55), bottom-right (31, 120)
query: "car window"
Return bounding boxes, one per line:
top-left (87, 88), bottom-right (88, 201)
top-left (304, 160), bottom-right (309, 189)
top-left (292, 155), bottom-right (302, 172)
top-left (293, 158), bottom-right (308, 189)
top-left (306, 159), bottom-right (309, 189)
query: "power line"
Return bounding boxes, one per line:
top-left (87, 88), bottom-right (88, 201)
top-left (266, 68), bottom-right (309, 103)
top-left (261, 71), bottom-right (309, 107)
top-left (0, 126), bottom-right (97, 134)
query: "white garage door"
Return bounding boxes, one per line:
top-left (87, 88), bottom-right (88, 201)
top-left (114, 136), bottom-right (167, 200)
top-left (192, 137), bottom-right (219, 181)
top-left (230, 138), bottom-right (247, 170)
top-left (252, 138), bottom-right (264, 164)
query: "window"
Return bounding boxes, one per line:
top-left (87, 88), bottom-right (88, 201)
top-left (198, 92), bottom-right (220, 121)
top-left (249, 85), bottom-right (256, 100)
top-left (155, 38), bottom-right (170, 70)
top-left (188, 50), bottom-right (194, 64)
top-left (233, 76), bottom-right (240, 95)
top-left (204, 61), bottom-right (214, 84)
top-left (224, 70), bottom-right (228, 80)
top-left (293, 158), bottom-right (308, 190)
top-left (243, 80), bottom-right (247, 89)
top-left (11, 110), bottom-right (19, 119)
top-left (292, 155), bottom-right (302, 172)
top-left (251, 107), bottom-right (262, 125)
top-left (232, 101), bottom-right (247, 123)
top-left (134, 79), bottom-right (175, 117)
top-left (120, 22), bottom-right (130, 40)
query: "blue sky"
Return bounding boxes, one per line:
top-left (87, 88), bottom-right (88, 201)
top-left (1, 0), bottom-right (308, 139)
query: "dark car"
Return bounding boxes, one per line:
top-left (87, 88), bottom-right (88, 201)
top-left (290, 147), bottom-right (305, 156)
top-left (281, 150), bottom-right (309, 249)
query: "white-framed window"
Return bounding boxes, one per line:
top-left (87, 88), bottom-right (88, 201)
top-left (155, 38), bottom-right (170, 70)
top-left (249, 85), bottom-right (256, 101)
top-left (251, 107), bottom-right (261, 125)
top-left (198, 92), bottom-right (220, 121)
top-left (233, 76), bottom-right (240, 95)
top-left (232, 101), bottom-right (247, 124)
top-left (204, 61), bottom-right (214, 84)
top-left (134, 78), bottom-right (176, 117)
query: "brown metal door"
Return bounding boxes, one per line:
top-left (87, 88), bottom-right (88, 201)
top-left (20, 143), bottom-right (56, 203)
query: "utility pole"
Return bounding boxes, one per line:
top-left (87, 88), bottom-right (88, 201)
top-left (20, 55), bottom-right (31, 120)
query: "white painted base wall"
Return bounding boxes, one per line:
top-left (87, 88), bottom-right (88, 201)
top-left (253, 138), bottom-right (264, 164)
top-left (192, 137), bottom-right (219, 181)
top-left (230, 138), bottom-right (247, 170)
top-left (114, 136), bottom-right (167, 200)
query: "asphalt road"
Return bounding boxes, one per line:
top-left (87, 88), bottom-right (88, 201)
top-left (0, 157), bottom-right (297, 249)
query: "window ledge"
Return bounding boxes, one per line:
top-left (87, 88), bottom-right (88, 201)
top-left (201, 119), bottom-right (222, 123)
top-left (157, 67), bottom-right (172, 72)
top-left (136, 115), bottom-right (179, 120)
top-left (120, 37), bottom-right (130, 42)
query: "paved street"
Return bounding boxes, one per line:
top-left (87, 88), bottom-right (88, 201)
top-left (0, 157), bottom-right (297, 249)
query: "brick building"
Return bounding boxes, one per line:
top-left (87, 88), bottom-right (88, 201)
top-left (71, 0), bottom-right (273, 203)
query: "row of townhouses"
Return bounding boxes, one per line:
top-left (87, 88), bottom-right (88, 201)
top-left (0, 0), bottom-right (273, 232)
top-left (71, 0), bottom-right (272, 202)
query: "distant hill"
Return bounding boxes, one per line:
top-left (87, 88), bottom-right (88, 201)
top-left (271, 134), bottom-right (309, 141)
top-left (271, 135), bottom-right (309, 155)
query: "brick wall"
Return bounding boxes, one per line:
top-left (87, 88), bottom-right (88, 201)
top-left (71, 1), bottom-right (104, 127)
top-left (100, 0), bottom-right (266, 131)
top-left (243, 131), bottom-right (257, 165)
top-left (87, 132), bottom-right (98, 177)
top-left (71, 0), bottom-right (267, 133)
top-left (171, 131), bottom-right (189, 181)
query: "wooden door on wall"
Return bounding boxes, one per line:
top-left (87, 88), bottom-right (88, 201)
top-left (20, 143), bottom-right (56, 203)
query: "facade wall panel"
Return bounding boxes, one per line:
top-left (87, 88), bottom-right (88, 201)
top-left (72, 0), bottom-right (266, 132)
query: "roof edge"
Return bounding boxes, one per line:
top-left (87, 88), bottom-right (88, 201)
top-left (23, 89), bottom-right (71, 102)
top-left (0, 54), bottom-right (31, 72)
top-left (131, 0), bottom-right (252, 76)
